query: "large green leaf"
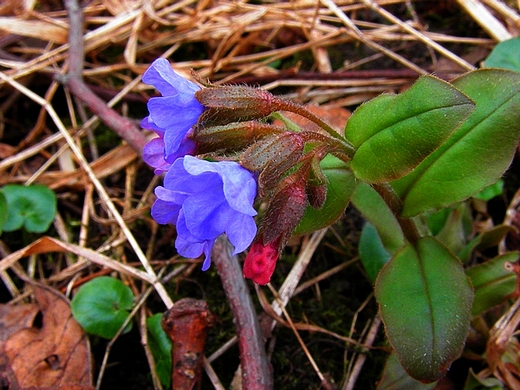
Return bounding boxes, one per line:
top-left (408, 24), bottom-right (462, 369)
top-left (375, 236), bottom-right (473, 382)
top-left (293, 154), bottom-right (356, 235)
top-left (466, 252), bottom-right (517, 317)
top-left (393, 69), bottom-right (520, 217)
top-left (345, 75), bottom-right (474, 183)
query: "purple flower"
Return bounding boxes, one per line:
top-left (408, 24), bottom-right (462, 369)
top-left (152, 155), bottom-right (258, 270)
top-left (141, 58), bottom-right (204, 163)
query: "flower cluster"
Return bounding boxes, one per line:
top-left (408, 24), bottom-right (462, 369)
top-left (142, 58), bottom-right (351, 284)
top-left (142, 59), bottom-right (258, 271)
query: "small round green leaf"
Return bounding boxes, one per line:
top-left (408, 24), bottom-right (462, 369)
top-left (1, 184), bottom-right (57, 233)
top-left (71, 276), bottom-right (135, 339)
top-left (375, 236), bottom-right (473, 382)
top-left (293, 154), bottom-right (356, 235)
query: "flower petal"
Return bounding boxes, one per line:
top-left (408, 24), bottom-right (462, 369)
top-left (142, 58), bottom-right (200, 97)
top-left (226, 213), bottom-right (257, 254)
top-left (151, 198), bottom-right (180, 225)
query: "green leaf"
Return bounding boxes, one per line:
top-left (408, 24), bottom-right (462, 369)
top-left (377, 353), bottom-right (437, 390)
top-left (359, 222), bottom-right (391, 283)
top-left (473, 179), bottom-right (504, 201)
top-left (393, 69), bottom-right (520, 217)
top-left (464, 368), bottom-right (504, 390)
top-left (483, 37), bottom-right (520, 72)
top-left (71, 276), bottom-right (135, 339)
top-left (375, 236), bottom-right (473, 382)
top-left (293, 154), bottom-right (356, 235)
top-left (351, 182), bottom-right (405, 254)
top-left (0, 192), bottom-right (7, 234)
top-left (345, 75), bottom-right (474, 183)
top-left (434, 204), bottom-right (471, 256)
top-left (466, 252), bottom-right (517, 317)
top-left (1, 184), bottom-right (57, 233)
top-left (147, 313), bottom-right (172, 388)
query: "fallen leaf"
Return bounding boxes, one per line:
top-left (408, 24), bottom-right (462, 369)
top-left (1, 282), bottom-right (93, 388)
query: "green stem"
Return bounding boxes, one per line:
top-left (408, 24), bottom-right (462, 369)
top-left (275, 98), bottom-right (356, 159)
top-left (372, 182), bottom-right (421, 244)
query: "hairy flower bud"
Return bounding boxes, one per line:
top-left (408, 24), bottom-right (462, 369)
top-left (307, 184), bottom-right (327, 209)
top-left (195, 86), bottom-right (286, 128)
top-left (262, 170), bottom-right (308, 247)
top-left (192, 121), bottom-right (285, 153)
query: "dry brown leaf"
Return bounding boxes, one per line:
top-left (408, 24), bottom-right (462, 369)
top-left (0, 303), bottom-right (39, 342)
top-left (1, 283), bottom-right (93, 388)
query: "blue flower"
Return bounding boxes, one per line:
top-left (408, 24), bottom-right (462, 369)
top-left (142, 58), bottom-right (204, 162)
top-left (142, 117), bottom-right (196, 174)
top-left (151, 155), bottom-right (258, 270)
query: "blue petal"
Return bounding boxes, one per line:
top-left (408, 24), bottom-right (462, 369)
top-left (201, 242), bottom-right (214, 271)
top-left (143, 58), bottom-right (200, 97)
top-left (147, 97), bottom-right (203, 129)
top-left (183, 158), bottom-right (257, 215)
top-left (226, 213), bottom-right (257, 254)
top-left (217, 162), bottom-right (257, 215)
top-left (182, 190), bottom-right (227, 239)
top-left (151, 198), bottom-right (180, 225)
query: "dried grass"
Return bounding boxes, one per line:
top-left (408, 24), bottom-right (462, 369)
top-left (1, 0), bottom-right (519, 388)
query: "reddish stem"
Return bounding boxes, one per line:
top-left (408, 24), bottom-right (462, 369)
top-left (212, 236), bottom-right (273, 389)
top-left (61, 0), bottom-right (147, 155)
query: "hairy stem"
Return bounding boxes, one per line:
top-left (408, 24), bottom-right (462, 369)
top-left (275, 99), bottom-right (356, 158)
top-left (372, 182), bottom-right (421, 244)
top-left (212, 236), bottom-right (273, 390)
top-left (61, 0), bottom-right (147, 155)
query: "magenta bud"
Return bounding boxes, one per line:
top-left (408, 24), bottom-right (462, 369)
top-left (243, 238), bottom-right (280, 285)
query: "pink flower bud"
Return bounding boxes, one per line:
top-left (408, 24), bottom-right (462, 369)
top-left (243, 239), bottom-right (280, 285)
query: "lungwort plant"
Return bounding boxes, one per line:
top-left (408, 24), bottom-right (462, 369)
top-left (142, 58), bottom-right (520, 383)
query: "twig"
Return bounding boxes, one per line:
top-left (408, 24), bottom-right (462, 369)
top-left (162, 298), bottom-right (214, 390)
top-left (60, 0), bottom-right (147, 155)
top-left (341, 314), bottom-right (381, 390)
top-left (211, 236), bottom-right (273, 390)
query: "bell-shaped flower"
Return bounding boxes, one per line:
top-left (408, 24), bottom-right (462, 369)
top-left (151, 155), bottom-right (258, 270)
top-left (141, 58), bottom-right (204, 163)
